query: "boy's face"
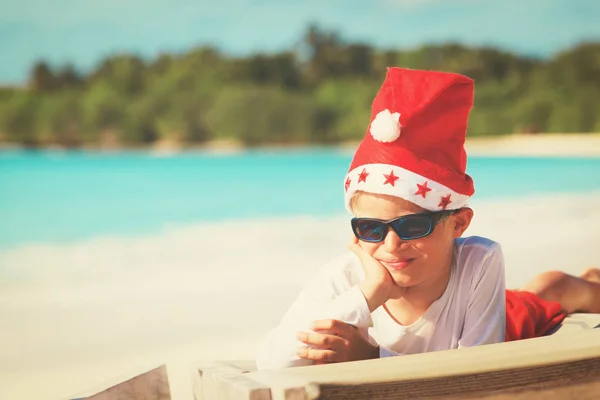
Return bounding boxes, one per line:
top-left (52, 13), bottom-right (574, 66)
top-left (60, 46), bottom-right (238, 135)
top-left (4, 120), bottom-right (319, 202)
top-left (352, 193), bottom-right (473, 288)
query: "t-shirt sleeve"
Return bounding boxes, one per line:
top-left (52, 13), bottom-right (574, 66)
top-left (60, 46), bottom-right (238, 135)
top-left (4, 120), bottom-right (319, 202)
top-left (255, 259), bottom-right (373, 370)
top-left (458, 242), bottom-right (506, 348)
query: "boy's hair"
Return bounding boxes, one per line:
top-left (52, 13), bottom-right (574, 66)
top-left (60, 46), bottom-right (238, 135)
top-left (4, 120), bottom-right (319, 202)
top-left (348, 190), bottom-right (366, 215)
top-left (349, 190), bottom-right (464, 218)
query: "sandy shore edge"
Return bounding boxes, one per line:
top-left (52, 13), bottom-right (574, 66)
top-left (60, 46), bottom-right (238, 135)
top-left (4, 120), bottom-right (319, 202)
top-left (1, 133), bottom-right (600, 156)
top-left (465, 133), bottom-right (600, 157)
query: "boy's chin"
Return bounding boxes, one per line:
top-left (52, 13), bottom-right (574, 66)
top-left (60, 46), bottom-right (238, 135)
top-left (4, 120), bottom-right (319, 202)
top-left (390, 264), bottom-right (451, 290)
top-left (390, 272), bottom-right (420, 288)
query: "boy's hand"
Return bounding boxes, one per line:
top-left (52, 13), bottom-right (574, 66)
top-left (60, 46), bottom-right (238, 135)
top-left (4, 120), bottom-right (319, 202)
top-left (349, 236), bottom-right (399, 312)
top-left (296, 319), bottom-right (378, 364)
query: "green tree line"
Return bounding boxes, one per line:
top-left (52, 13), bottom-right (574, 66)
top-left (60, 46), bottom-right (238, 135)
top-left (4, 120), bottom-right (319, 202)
top-left (1, 25), bottom-right (599, 148)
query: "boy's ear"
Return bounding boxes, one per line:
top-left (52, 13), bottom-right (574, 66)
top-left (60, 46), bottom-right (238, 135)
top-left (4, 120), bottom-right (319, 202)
top-left (451, 207), bottom-right (474, 238)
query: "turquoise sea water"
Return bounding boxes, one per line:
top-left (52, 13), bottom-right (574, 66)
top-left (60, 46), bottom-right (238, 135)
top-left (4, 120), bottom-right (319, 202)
top-left (1, 149), bottom-right (600, 249)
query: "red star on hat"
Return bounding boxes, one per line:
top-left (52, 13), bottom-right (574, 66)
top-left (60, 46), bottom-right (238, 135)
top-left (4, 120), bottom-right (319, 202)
top-left (415, 181), bottom-right (432, 198)
top-left (438, 194), bottom-right (452, 209)
top-left (383, 170), bottom-right (399, 186)
top-left (345, 177), bottom-right (351, 192)
top-left (358, 168), bottom-right (369, 183)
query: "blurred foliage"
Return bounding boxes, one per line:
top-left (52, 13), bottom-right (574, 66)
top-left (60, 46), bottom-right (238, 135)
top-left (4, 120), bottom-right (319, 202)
top-left (1, 25), bottom-right (599, 148)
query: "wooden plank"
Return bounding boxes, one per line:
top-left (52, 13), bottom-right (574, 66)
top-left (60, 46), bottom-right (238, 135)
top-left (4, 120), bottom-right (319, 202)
top-left (314, 356), bottom-right (600, 399)
top-left (69, 363), bottom-right (194, 400)
top-left (195, 361), bottom-right (270, 400)
top-left (224, 329), bottom-right (600, 400)
top-left (81, 365), bottom-right (171, 400)
top-left (441, 375), bottom-right (600, 400)
top-left (552, 313), bottom-right (600, 335)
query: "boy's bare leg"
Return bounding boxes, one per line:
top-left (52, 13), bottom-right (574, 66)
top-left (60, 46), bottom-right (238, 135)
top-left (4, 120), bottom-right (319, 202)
top-left (520, 269), bottom-right (600, 314)
top-left (580, 267), bottom-right (600, 284)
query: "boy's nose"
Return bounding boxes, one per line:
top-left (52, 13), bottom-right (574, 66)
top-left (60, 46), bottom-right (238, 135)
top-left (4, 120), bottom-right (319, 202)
top-left (383, 229), bottom-right (409, 252)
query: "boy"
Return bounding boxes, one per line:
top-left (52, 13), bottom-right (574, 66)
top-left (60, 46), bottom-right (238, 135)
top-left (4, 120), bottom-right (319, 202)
top-left (256, 67), bottom-right (600, 370)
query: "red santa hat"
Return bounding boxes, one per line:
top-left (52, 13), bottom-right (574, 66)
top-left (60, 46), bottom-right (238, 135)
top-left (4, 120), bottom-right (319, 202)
top-left (344, 67), bottom-right (475, 212)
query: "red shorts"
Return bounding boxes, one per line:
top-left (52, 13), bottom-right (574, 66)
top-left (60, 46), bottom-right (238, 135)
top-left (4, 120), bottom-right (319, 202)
top-left (505, 290), bottom-right (568, 341)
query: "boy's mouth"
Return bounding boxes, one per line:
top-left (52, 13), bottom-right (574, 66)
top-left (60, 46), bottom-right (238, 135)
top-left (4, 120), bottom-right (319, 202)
top-left (380, 258), bottom-right (415, 270)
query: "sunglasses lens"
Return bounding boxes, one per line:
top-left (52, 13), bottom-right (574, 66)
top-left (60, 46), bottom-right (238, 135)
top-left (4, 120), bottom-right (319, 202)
top-left (354, 220), bottom-right (387, 242)
top-left (393, 215), bottom-right (432, 239)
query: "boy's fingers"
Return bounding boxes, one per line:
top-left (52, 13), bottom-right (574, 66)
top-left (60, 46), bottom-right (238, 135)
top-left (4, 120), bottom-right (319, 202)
top-left (349, 240), bottom-right (379, 268)
top-left (311, 319), bottom-right (356, 338)
top-left (296, 347), bottom-right (339, 363)
top-left (348, 240), bottom-right (366, 259)
top-left (296, 331), bottom-right (343, 349)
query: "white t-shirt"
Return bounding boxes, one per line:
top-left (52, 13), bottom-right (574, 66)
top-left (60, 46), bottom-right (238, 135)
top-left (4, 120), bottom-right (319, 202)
top-left (256, 236), bottom-right (506, 370)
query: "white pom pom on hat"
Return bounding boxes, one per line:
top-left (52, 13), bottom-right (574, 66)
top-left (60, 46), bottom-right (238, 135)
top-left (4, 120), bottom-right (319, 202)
top-left (370, 109), bottom-right (401, 143)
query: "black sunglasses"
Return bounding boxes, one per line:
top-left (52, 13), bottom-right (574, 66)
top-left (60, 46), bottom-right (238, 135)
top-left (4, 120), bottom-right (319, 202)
top-left (351, 210), bottom-right (457, 242)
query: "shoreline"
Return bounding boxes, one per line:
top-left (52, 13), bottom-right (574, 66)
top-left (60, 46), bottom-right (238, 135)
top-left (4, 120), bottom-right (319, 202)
top-left (2, 189), bottom-right (599, 253)
top-left (1, 133), bottom-right (600, 157)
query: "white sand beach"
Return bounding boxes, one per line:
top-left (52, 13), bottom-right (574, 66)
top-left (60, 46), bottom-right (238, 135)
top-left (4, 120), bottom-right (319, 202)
top-left (1, 191), bottom-right (599, 400)
top-left (465, 133), bottom-right (600, 157)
